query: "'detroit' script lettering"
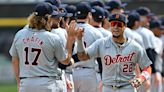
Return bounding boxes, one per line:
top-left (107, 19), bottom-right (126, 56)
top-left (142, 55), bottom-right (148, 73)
top-left (104, 52), bottom-right (136, 65)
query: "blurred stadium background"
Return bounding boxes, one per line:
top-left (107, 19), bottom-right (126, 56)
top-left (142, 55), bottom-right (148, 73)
top-left (0, 0), bottom-right (164, 92)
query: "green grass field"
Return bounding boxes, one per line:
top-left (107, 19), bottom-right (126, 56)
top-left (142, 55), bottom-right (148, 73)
top-left (0, 84), bottom-right (17, 92)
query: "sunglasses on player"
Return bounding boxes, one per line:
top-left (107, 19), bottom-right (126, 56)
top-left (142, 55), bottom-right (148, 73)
top-left (110, 21), bottom-right (125, 28)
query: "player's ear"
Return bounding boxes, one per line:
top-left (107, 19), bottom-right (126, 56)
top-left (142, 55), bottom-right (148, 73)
top-left (44, 14), bottom-right (49, 21)
top-left (87, 12), bottom-right (92, 20)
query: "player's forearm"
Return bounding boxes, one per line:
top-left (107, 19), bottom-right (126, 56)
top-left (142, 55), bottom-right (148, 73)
top-left (140, 66), bottom-right (152, 81)
top-left (12, 57), bottom-right (20, 84)
top-left (130, 66), bottom-right (152, 88)
top-left (77, 38), bottom-right (90, 61)
top-left (63, 37), bottom-right (75, 65)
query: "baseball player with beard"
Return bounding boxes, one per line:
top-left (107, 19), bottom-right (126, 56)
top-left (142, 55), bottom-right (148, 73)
top-left (9, 3), bottom-right (75, 92)
top-left (69, 13), bottom-right (152, 92)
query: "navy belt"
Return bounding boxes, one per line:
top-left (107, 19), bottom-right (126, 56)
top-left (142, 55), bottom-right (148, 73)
top-left (20, 76), bottom-right (62, 80)
top-left (75, 67), bottom-right (94, 69)
top-left (110, 84), bottom-right (131, 89)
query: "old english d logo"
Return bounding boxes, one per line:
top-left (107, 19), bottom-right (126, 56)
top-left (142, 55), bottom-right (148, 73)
top-left (116, 14), bottom-right (120, 19)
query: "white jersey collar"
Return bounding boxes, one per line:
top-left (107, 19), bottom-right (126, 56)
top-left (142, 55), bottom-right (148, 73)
top-left (105, 36), bottom-right (132, 48)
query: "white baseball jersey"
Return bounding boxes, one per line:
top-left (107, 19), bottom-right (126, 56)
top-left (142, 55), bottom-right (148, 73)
top-left (124, 27), bottom-right (135, 39)
top-left (73, 23), bottom-right (103, 68)
top-left (51, 28), bottom-right (67, 47)
top-left (96, 27), bottom-right (112, 37)
top-left (154, 37), bottom-right (163, 72)
top-left (51, 27), bottom-right (69, 92)
top-left (86, 36), bottom-right (152, 86)
top-left (72, 23), bottom-right (103, 92)
top-left (135, 27), bottom-right (156, 49)
top-left (9, 27), bottom-right (67, 77)
top-left (125, 27), bottom-right (144, 47)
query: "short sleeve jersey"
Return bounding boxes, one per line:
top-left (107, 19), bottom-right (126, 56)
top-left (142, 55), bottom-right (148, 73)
top-left (73, 23), bottom-right (103, 68)
top-left (9, 27), bottom-right (67, 77)
top-left (86, 36), bottom-right (152, 86)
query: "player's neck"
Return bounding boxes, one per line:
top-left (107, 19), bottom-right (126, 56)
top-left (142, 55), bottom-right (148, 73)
top-left (77, 19), bottom-right (88, 23)
top-left (112, 35), bottom-right (126, 44)
top-left (51, 24), bottom-right (60, 29)
top-left (90, 21), bottom-right (101, 28)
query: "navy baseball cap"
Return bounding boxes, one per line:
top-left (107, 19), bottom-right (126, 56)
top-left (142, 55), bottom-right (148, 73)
top-left (76, 2), bottom-right (91, 18)
top-left (128, 12), bottom-right (140, 22)
top-left (109, 13), bottom-right (126, 24)
top-left (65, 5), bottom-right (76, 17)
top-left (34, 2), bottom-right (53, 16)
top-left (90, 0), bottom-right (105, 8)
top-left (44, 0), bottom-right (61, 7)
top-left (91, 6), bottom-right (105, 19)
top-left (149, 20), bottom-right (164, 29)
top-left (106, 0), bottom-right (127, 11)
top-left (104, 9), bottom-right (110, 18)
top-left (127, 12), bottom-right (140, 28)
top-left (161, 17), bottom-right (164, 26)
top-left (136, 7), bottom-right (151, 16)
top-left (51, 10), bottom-right (65, 18)
top-left (51, 6), bottom-right (66, 18)
top-left (58, 7), bottom-right (73, 18)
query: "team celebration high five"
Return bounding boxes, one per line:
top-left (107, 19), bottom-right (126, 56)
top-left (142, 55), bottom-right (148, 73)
top-left (9, 0), bottom-right (164, 92)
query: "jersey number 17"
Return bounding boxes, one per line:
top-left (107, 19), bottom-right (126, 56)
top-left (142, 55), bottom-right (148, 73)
top-left (24, 47), bottom-right (41, 65)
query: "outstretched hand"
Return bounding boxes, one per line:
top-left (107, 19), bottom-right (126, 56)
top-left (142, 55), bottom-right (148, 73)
top-left (66, 20), bottom-right (77, 40)
top-left (66, 20), bottom-right (84, 40)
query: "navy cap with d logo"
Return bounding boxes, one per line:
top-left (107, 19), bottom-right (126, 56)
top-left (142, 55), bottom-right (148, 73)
top-left (109, 13), bottom-right (126, 24)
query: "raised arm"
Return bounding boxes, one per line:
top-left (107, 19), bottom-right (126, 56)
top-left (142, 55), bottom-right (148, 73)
top-left (76, 28), bottom-right (90, 61)
top-left (66, 20), bottom-right (90, 61)
top-left (60, 21), bottom-right (77, 65)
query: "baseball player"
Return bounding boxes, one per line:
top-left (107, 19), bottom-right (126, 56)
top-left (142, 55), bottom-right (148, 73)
top-left (49, 5), bottom-right (68, 92)
top-left (149, 19), bottom-right (163, 92)
top-left (70, 13), bottom-right (152, 92)
top-left (63, 5), bottom-right (77, 92)
top-left (106, 0), bottom-right (139, 44)
top-left (135, 7), bottom-right (158, 92)
top-left (127, 12), bottom-right (144, 48)
top-left (9, 3), bottom-right (75, 92)
top-left (72, 2), bottom-right (103, 92)
top-left (50, 5), bottom-right (75, 92)
top-left (89, 6), bottom-right (112, 37)
top-left (89, 6), bottom-right (112, 91)
top-left (106, 0), bottom-right (127, 14)
top-left (102, 9), bottom-right (111, 30)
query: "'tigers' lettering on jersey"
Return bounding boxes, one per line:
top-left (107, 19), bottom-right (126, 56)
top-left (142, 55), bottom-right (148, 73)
top-left (104, 52), bottom-right (136, 65)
